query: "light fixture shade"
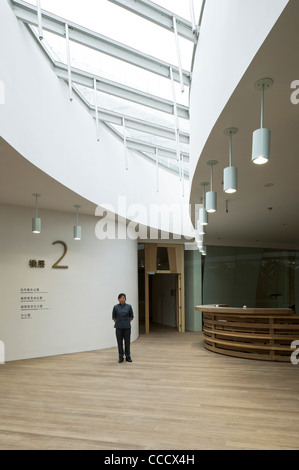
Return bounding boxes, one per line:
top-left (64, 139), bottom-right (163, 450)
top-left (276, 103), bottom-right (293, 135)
top-left (252, 128), bottom-right (270, 164)
top-left (199, 207), bottom-right (208, 226)
top-left (74, 225), bottom-right (81, 240)
top-left (224, 166), bottom-right (237, 193)
top-left (197, 220), bottom-right (205, 234)
top-left (206, 190), bottom-right (217, 213)
top-left (32, 217), bottom-right (41, 234)
top-left (199, 225), bottom-right (205, 235)
top-left (200, 245), bottom-right (207, 256)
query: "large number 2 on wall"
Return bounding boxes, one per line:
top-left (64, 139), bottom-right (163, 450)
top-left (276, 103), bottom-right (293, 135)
top-left (52, 241), bottom-right (69, 269)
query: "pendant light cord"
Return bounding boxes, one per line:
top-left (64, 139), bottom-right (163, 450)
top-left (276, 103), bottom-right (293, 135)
top-left (35, 195), bottom-right (38, 218)
top-left (260, 84), bottom-right (264, 128)
top-left (229, 131), bottom-right (232, 167)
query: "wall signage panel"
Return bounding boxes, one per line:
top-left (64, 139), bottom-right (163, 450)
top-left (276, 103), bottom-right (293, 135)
top-left (20, 288), bottom-right (49, 319)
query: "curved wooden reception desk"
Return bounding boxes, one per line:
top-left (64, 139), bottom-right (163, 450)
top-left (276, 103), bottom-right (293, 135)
top-left (195, 305), bottom-right (299, 362)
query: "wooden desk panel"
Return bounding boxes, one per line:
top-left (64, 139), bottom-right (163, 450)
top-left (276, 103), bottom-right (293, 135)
top-left (196, 305), bottom-right (299, 362)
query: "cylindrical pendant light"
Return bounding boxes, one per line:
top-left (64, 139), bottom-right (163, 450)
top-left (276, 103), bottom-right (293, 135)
top-left (197, 219), bottom-right (205, 235)
top-left (224, 127), bottom-right (238, 193)
top-left (194, 230), bottom-right (204, 251)
top-left (199, 207), bottom-right (208, 226)
top-left (199, 182), bottom-right (209, 225)
top-left (206, 160), bottom-right (218, 212)
top-left (252, 78), bottom-right (273, 165)
top-left (200, 245), bottom-right (207, 256)
top-left (195, 231), bottom-right (203, 249)
top-left (197, 240), bottom-right (204, 250)
top-left (73, 205), bottom-right (81, 240)
top-left (32, 194), bottom-right (41, 234)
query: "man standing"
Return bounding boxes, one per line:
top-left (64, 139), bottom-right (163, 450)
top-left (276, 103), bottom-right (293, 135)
top-left (112, 293), bottom-right (134, 363)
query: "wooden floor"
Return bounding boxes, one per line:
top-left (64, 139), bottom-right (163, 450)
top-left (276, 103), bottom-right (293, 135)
top-left (0, 325), bottom-right (299, 450)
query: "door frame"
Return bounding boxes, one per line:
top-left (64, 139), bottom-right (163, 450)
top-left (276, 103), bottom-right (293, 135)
top-left (144, 243), bottom-right (185, 333)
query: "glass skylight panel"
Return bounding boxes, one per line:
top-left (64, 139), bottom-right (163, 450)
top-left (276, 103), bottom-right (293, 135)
top-left (37, 28), bottom-right (189, 107)
top-left (75, 84), bottom-right (189, 133)
top-left (143, 153), bottom-right (189, 177)
top-left (109, 124), bottom-right (189, 154)
top-left (24, 0), bottom-right (194, 177)
top-left (26, 0), bottom-right (194, 69)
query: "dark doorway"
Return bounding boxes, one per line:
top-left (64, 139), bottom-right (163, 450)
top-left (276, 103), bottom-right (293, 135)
top-left (149, 273), bottom-right (177, 329)
top-left (138, 242), bottom-right (185, 334)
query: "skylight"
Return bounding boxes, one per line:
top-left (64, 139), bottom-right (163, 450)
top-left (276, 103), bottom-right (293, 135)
top-left (12, 0), bottom-right (204, 178)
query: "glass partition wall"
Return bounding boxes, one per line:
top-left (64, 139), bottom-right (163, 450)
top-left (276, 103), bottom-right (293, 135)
top-left (202, 246), bottom-right (299, 313)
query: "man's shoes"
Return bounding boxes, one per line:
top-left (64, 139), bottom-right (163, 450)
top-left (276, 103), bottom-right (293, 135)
top-left (118, 358), bottom-right (124, 363)
top-left (126, 357), bottom-right (132, 362)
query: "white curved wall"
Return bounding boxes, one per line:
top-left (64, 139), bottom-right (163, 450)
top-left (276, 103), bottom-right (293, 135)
top-left (0, 203), bottom-right (138, 361)
top-left (0, 0), bottom-right (193, 238)
top-left (189, 0), bottom-right (289, 183)
top-left (0, 1), bottom-right (196, 363)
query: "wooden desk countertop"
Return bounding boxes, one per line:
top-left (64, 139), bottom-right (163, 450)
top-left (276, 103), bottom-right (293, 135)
top-left (195, 305), bottom-right (294, 315)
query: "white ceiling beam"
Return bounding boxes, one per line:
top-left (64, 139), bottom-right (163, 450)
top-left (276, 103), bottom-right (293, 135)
top-left (104, 122), bottom-right (188, 177)
top-left (123, 117), bottom-right (189, 145)
top-left (107, 0), bottom-right (197, 42)
top-left (94, 108), bottom-right (189, 145)
top-left (54, 62), bottom-right (189, 120)
top-left (69, 86), bottom-right (190, 160)
top-left (11, 0), bottom-right (191, 86)
top-left (126, 138), bottom-right (189, 161)
top-left (71, 86), bottom-right (189, 147)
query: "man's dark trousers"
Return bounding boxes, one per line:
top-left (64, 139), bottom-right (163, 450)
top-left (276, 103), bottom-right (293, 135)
top-left (116, 328), bottom-right (131, 360)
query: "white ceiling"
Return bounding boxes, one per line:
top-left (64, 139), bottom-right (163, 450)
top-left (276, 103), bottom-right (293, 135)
top-left (0, 137), bottom-right (97, 217)
top-left (190, 0), bottom-right (299, 249)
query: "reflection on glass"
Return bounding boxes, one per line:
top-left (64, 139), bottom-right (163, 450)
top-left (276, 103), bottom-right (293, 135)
top-left (203, 246), bottom-right (298, 312)
top-left (157, 247), bottom-right (170, 271)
